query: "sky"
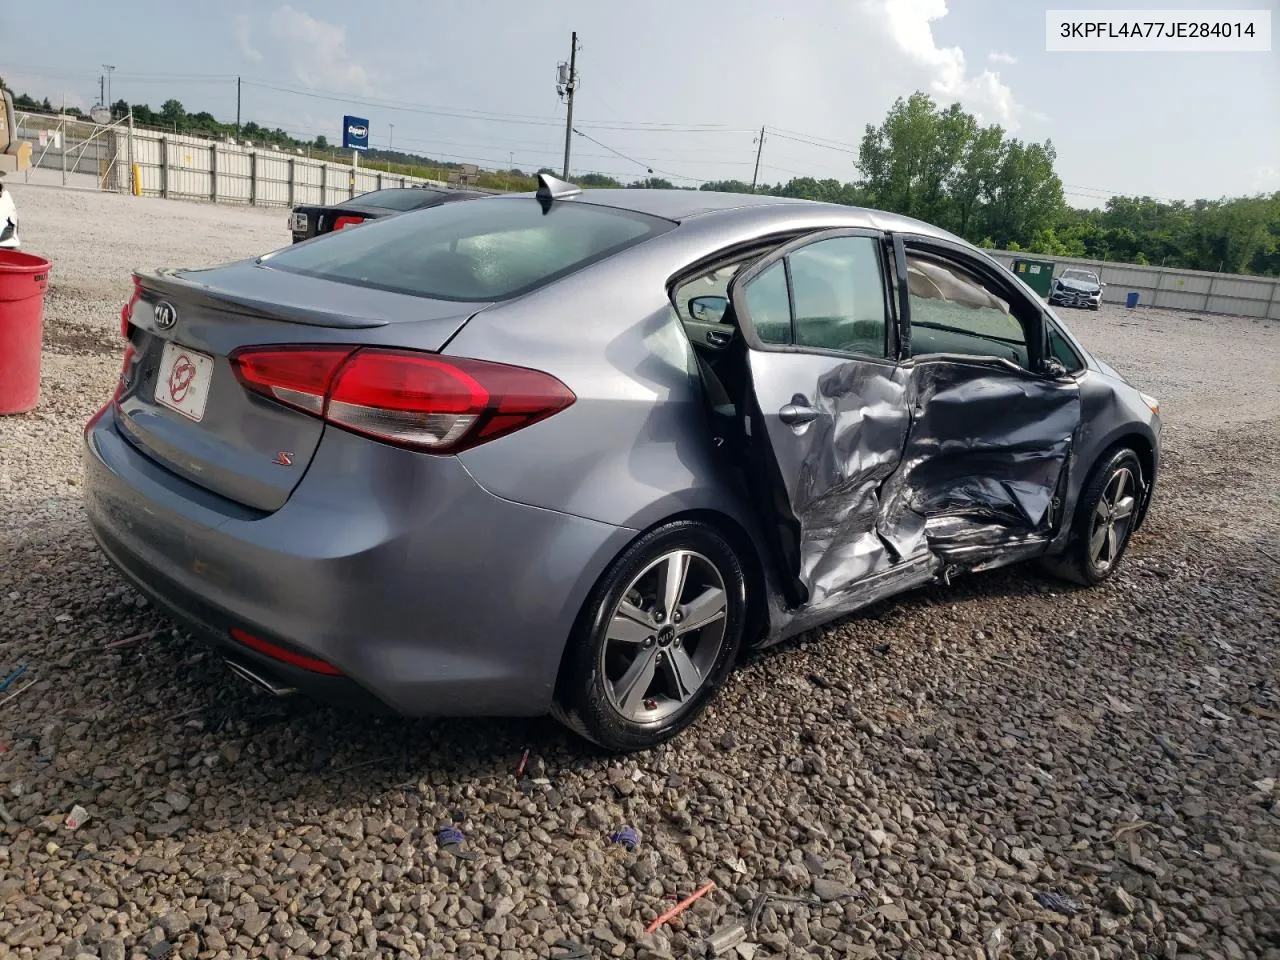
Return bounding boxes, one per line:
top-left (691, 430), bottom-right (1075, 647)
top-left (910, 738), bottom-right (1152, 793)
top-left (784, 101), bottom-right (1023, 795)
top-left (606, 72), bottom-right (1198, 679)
top-left (2, 0), bottom-right (1276, 206)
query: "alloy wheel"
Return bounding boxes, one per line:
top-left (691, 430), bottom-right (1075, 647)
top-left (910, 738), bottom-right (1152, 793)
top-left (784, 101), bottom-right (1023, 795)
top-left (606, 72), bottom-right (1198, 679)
top-left (600, 549), bottom-right (728, 724)
top-left (1089, 466), bottom-right (1137, 573)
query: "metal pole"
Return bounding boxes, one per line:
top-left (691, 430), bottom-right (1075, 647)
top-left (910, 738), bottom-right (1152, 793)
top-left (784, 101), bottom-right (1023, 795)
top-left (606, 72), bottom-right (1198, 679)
top-left (750, 126), bottom-right (765, 192)
top-left (127, 109), bottom-right (135, 192)
top-left (60, 118), bottom-right (66, 186)
top-left (103, 65), bottom-right (115, 110)
top-left (236, 77), bottom-right (241, 135)
top-left (561, 31), bottom-right (578, 180)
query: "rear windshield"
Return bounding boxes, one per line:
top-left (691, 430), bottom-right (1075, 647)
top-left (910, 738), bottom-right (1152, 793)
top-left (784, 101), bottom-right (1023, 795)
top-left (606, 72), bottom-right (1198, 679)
top-left (348, 189), bottom-right (445, 211)
top-left (263, 197), bottom-right (674, 301)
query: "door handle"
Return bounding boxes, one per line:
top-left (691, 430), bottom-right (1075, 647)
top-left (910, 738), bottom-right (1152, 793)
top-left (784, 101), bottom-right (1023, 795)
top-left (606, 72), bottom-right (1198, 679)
top-left (779, 403), bottom-right (819, 426)
top-left (705, 330), bottom-right (731, 346)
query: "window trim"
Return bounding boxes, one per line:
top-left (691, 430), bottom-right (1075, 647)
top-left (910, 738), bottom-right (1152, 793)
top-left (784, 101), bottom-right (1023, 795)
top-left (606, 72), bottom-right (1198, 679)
top-left (727, 227), bottom-right (898, 365)
top-left (891, 232), bottom-right (1049, 374)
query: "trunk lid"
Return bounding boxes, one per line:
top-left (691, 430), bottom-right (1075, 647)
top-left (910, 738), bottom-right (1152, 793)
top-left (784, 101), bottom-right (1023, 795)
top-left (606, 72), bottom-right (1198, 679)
top-left (116, 262), bottom-right (486, 512)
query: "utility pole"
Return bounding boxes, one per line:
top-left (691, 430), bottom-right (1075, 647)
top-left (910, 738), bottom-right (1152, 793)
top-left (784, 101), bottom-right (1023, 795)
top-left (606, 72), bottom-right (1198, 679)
top-left (236, 77), bottom-right (241, 135)
top-left (389, 123), bottom-right (395, 152)
top-left (99, 74), bottom-right (105, 109)
top-left (102, 65), bottom-right (115, 110)
top-left (557, 32), bottom-right (579, 180)
top-left (750, 126), bottom-right (766, 192)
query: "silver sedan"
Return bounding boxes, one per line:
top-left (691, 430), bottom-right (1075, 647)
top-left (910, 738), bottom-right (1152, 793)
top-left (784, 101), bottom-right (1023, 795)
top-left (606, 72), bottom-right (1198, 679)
top-left (83, 176), bottom-right (1161, 751)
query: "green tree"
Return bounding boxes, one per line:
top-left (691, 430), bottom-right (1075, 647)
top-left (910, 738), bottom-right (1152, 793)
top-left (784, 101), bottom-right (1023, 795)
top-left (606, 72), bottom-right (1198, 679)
top-left (159, 99), bottom-right (186, 130)
top-left (578, 172), bottom-right (623, 188)
top-left (983, 139), bottom-right (1064, 248)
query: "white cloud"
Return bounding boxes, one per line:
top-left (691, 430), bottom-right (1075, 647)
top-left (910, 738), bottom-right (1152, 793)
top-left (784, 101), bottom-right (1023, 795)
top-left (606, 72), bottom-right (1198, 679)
top-left (1252, 165), bottom-right (1280, 190)
top-left (861, 0), bottom-right (1027, 130)
top-left (235, 14), bottom-right (263, 62)
top-left (269, 6), bottom-right (373, 94)
top-left (988, 51), bottom-right (1017, 65)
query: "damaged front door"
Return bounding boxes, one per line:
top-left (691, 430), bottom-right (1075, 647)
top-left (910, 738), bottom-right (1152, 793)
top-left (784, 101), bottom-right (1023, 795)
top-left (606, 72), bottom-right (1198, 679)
top-left (881, 233), bottom-right (1083, 567)
top-left (727, 229), bottom-right (913, 608)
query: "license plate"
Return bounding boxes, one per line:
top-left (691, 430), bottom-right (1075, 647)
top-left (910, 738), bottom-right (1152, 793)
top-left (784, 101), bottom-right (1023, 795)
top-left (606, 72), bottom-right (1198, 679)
top-left (155, 342), bottom-right (215, 422)
top-left (291, 212), bottom-right (308, 232)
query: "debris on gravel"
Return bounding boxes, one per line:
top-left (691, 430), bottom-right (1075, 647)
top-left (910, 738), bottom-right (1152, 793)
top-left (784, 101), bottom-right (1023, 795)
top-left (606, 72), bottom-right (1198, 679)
top-left (1, 186), bottom-right (1278, 959)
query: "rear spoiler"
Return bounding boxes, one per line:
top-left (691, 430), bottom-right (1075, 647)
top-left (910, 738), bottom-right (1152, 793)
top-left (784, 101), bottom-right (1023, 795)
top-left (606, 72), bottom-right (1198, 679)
top-left (135, 266), bottom-right (389, 330)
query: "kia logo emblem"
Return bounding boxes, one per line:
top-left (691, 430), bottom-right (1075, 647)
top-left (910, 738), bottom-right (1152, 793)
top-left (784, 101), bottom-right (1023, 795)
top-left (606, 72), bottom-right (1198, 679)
top-left (153, 301), bottom-right (178, 330)
top-left (348, 124), bottom-right (367, 138)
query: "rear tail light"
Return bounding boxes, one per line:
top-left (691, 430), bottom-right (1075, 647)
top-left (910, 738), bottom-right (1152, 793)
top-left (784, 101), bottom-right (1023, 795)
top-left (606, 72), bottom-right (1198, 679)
top-left (228, 346), bottom-right (575, 453)
top-left (230, 346), bottom-right (354, 415)
top-left (332, 215), bottom-right (365, 231)
top-left (121, 275), bottom-right (142, 338)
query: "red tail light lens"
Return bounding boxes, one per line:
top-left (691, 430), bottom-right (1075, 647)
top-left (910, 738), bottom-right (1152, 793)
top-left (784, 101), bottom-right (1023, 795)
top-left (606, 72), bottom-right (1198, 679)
top-left (332, 215), bottom-right (365, 231)
top-left (228, 346), bottom-right (575, 453)
top-left (229, 346), bottom-right (355, 415)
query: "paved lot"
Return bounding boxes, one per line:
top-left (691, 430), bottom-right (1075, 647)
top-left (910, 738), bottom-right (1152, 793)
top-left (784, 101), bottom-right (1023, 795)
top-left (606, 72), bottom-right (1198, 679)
top-left (1, 185), bottom-right (1278, 960)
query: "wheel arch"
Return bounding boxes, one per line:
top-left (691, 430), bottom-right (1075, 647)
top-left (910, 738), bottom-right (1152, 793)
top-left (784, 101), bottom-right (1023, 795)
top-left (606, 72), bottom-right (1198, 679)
top-left (552, 507), bottom-right (773, 698)
top-left (1076, 430), bottom-right (1157, 533)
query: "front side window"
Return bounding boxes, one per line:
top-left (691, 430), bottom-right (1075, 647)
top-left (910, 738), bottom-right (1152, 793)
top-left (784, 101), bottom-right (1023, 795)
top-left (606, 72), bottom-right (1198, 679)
top-left (1047, 322), bottom-right (1084, 373)
top-left (263, 198), bottom-right (674, 301)
top-left (740, 235), bottom-right (889, 358)
top-left (905, 253), bottom-right (1029, 368)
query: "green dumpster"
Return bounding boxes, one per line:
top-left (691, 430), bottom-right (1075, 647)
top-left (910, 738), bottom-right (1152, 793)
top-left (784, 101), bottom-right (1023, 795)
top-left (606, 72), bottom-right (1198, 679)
top-left (1011, 258), bottom-right (1056, 298)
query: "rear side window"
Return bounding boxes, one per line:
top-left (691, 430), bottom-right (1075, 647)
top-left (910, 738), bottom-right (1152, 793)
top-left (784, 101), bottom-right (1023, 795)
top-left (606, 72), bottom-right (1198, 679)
top-left (264, 198), bottom-right (674, 301)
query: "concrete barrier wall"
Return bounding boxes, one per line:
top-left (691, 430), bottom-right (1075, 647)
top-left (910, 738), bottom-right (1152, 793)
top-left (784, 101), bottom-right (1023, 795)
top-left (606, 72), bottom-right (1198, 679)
top-left (987, 250), bottom-right (1280, 320)
top-left (110, 128), bottom-right (444, 206)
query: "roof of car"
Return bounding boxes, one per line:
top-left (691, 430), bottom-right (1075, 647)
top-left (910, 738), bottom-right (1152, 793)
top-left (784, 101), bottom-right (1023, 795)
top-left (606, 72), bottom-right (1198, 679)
top-left (534, 188), bottom-right (961, 244)
top-left (553, 188), bottom-right (809, 220)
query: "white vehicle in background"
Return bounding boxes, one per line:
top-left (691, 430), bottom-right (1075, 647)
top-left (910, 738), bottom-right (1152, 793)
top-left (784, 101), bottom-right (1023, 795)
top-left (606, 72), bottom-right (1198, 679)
top-left (1049, 267), bottom-right (1104, 310)
top-left (0, 180), bottom-right (19, 249)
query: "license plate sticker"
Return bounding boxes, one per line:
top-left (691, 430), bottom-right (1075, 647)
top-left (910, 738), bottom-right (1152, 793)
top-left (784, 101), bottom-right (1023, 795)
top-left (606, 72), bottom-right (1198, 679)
top-left (155, 342), bottom-right (215, 422)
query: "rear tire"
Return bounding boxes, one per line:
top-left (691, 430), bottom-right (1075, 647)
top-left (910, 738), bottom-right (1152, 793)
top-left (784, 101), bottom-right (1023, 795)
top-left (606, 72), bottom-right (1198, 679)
top-left (1040, 447), bottom-right (1143, 586)
top-left (553, 521), bottom-right (746, 752)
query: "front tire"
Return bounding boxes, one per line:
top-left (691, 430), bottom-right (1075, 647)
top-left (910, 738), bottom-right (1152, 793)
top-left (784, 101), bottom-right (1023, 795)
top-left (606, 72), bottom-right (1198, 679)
top-left (1041, 447), bottom-right (1143, 586)
top-left (553, 521), bottom-right (747, 751)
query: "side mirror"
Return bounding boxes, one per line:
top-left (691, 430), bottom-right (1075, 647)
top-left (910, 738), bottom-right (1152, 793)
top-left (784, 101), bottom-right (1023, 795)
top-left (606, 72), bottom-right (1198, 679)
top-left (1042, 357), bottom-right (1067, 378)
top-left (688, 295), bottom-right (729, 323)
top-left (1099, 281), bottom-right (1107, 288)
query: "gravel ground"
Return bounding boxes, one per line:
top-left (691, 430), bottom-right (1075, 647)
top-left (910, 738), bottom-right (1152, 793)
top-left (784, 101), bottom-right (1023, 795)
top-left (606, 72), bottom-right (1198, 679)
top-left (1, 186), bottom-right (1277, 960)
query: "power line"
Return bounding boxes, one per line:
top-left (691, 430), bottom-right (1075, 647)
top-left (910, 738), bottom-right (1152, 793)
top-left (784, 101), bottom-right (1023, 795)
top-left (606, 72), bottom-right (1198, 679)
top-left (768, 126), bottom-right (862, 152)
top-left (766, 130), bottom-right (860, 155)
top-left (572, 128), bottom-right (704, 183)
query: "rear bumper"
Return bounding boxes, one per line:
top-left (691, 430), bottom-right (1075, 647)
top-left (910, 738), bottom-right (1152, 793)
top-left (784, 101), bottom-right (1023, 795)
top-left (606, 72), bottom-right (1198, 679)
top-left (83, 405), bottom-right (634, 717)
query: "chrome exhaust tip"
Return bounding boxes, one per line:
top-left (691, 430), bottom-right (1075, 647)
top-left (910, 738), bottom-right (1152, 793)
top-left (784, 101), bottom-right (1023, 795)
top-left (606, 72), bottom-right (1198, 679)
top-left (225, 659), bottom-right (297, 697)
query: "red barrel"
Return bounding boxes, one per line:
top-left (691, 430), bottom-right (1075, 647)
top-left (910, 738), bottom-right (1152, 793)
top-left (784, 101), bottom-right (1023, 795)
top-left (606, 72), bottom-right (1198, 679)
top-left (0, 251), bottom-right (51, 415)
